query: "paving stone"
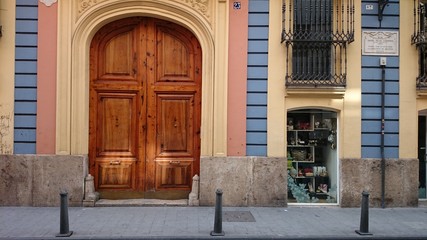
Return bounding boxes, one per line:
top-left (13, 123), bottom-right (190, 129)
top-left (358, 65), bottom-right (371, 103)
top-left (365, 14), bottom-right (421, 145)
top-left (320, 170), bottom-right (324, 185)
top-left (223, 211), bottom-right (256, 222)
top-left (0, 206), bottom-right (426, 239)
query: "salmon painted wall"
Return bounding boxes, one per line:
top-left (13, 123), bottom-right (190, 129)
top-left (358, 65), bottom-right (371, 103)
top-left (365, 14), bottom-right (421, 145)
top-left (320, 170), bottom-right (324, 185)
top-left (32, 0), bottom-right (253, 157)
top-left (36, 1), bottom-right (57, 153)
top-left (227, 0), bottom-right (248, 156)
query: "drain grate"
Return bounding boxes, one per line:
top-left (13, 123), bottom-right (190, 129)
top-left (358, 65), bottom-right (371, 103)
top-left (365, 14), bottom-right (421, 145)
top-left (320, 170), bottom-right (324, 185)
top-left (223, 211), bottom-right (256, 222)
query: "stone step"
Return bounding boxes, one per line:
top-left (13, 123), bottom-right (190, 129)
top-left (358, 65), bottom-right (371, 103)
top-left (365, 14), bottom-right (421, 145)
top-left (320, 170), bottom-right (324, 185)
top-left (94, 198), bottom-right (188, 207)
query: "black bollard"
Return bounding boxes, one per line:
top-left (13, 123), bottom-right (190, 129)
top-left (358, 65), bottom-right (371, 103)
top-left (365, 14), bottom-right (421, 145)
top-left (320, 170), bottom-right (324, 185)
top-left (355, 191), bottom-right (372, 235)
top-left (56, 191), bottom-right (73, 237)
top-left (210, 189), bottom-right (225, 236)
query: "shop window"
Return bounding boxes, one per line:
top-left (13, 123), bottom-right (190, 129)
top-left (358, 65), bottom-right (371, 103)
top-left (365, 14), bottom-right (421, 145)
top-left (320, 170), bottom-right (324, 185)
top-left (282, 0), bottom-right (354, 88)
top-left (287, 110), bottom-right (338, 204)
top-left (412, 0), bottom-right (427, 89)
top-left (418, 116), bottom-right (426, 199)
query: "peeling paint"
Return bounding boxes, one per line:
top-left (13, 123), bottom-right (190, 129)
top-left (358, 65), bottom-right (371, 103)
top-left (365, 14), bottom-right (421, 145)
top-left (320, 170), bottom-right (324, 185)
top-left (0, 110), bottom-right (13, 154)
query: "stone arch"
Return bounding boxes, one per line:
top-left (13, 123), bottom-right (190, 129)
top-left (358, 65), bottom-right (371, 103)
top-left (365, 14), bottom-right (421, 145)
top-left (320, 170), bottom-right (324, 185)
top-left (287, 106), bottom-right (341, 112)
top-left (56, 1), bottom-right (216, 156)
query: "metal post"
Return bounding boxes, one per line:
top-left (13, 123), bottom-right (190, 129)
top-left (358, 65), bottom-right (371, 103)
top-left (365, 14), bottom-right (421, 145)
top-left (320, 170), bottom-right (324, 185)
top-left (355, 191), bottom-right (372, 235)
top-left (210, 189), bottom-right (225, 236)
top-left (380, 63), bottom-right (386, 209)
top-left (56, 192), bottom-right (73, 237)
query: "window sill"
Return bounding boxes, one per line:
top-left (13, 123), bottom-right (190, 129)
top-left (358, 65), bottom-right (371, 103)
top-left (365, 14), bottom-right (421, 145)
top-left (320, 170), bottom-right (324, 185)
top-left (417, 89), bottom-right (427, 97)
top-left (285, 87), bottom-right (345, 98)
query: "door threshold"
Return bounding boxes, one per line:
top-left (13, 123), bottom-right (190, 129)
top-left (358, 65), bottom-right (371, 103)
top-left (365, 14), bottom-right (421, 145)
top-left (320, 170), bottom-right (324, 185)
top-left (419, 199), bottom-right (427, 208)
top-left (94, 198), bottom-right (189, 207)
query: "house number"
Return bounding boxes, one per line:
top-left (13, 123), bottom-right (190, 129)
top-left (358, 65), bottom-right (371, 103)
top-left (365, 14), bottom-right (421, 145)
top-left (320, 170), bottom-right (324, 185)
top-left (233, 2), bottom-right (241, 10)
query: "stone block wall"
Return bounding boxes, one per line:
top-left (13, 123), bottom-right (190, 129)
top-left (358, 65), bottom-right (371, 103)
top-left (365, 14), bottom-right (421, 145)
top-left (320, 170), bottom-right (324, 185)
top-left (199, 157), bottom-right (287, 207)
top-left (2, 155), bottom-right (418, 207)
top-left (0, 155), bottom-right (88, 207)
top-left (340, 158), bottom-right (418, 207)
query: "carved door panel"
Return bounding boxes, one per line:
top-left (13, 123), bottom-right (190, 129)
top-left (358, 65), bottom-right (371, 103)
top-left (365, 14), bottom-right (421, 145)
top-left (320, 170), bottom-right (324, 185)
top-left (94, 93), bottom-right (139, 190)
top-left (145, 19), bottom-right (202, 192)
top-left (89, 17), bottom-right (201, 197)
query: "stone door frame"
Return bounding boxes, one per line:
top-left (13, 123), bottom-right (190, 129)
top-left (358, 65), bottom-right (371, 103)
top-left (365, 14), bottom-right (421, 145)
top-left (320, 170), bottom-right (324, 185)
top-left (56, 0), bottom-right (229, 157)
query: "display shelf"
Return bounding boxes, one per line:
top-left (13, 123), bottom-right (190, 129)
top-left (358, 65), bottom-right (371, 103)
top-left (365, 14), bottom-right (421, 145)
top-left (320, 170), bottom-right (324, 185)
top-left (287, 111), bottom-right (335, 200)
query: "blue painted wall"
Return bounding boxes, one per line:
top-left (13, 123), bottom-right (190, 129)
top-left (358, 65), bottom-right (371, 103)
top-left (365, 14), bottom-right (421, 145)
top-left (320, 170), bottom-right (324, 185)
top-left (14, 0), bottom-right (38, 154)
top-left (246, 0), bottom-right (269, 156)
top-left (11, 0), bottom-right (403, 158)
top-left (361, 0), bottom-right (399, 158)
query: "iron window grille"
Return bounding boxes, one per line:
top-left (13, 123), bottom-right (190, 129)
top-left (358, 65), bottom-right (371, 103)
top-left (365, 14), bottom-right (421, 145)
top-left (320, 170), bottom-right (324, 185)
top-left (282, 0), bottom-right (354, 88)
top-left (412, 0), bottom-right (427, 89)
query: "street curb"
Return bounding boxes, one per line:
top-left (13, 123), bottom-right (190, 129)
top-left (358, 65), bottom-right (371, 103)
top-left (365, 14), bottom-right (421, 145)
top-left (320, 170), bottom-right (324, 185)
top-left (2, 236), bottom-right (427, 240)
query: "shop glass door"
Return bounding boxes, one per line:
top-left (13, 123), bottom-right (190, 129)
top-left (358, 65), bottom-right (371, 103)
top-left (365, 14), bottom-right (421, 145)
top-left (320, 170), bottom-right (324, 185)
top-left (287, 109), bottom-right (338, 204)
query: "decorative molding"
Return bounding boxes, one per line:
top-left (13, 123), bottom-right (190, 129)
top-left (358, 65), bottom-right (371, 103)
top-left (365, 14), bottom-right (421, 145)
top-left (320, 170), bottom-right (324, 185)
top-left (179, 0), bottom-right (210, 19)
top-left (40, 0), bottom-right (57, 7)
top-left (78, 0), bottom-right (107, 15)
top-left (77, 0), bottom-right (211, 22)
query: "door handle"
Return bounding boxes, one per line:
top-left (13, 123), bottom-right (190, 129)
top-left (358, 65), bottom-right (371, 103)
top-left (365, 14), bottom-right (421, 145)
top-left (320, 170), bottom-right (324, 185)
top-left (110, 160), bottom-right (121, 165)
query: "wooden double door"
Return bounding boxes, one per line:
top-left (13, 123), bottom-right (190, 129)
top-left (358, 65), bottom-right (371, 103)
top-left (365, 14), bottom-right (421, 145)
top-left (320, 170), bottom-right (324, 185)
top-left (89, 17), bottom-right (201, 199)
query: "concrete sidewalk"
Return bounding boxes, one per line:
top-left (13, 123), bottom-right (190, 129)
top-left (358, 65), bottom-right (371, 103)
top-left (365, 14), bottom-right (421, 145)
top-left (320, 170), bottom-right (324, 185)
top-left (0, 206), bottom-right (426, 240)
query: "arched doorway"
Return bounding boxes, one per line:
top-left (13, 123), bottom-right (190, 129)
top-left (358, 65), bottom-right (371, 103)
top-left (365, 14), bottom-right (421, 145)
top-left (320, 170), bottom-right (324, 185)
top-left (89, 17), bottom-right (202, 199)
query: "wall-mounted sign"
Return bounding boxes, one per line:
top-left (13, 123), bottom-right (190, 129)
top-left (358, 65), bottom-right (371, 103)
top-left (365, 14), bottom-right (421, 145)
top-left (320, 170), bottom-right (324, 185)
top-left (362, 31), bottom-right (399, 56)
top-left (233, 2), bottom-right (241, 10)
top-left (366, 4), bottom-right (374, 10)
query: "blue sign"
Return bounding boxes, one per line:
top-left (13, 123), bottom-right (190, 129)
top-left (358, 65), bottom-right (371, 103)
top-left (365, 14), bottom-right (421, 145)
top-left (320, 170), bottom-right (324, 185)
top-left (233, 2), bottom-right (241, 10)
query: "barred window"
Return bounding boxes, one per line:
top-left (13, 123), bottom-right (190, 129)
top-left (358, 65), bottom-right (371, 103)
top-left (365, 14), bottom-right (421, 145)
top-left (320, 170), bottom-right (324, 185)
top-left (282, 0), bottom-right (354, 88)
top-left (412, 0), bottom-right (427, 89)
